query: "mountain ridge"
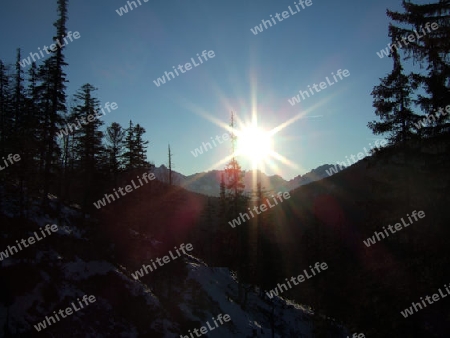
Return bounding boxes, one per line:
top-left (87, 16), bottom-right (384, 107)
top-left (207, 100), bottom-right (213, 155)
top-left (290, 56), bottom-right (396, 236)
top-left (151, 164), bottom-right (336, 197)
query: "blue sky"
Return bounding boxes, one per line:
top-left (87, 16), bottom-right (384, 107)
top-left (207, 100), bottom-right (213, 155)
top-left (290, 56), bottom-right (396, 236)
top-left (0, 0), bottom-right (428, 180)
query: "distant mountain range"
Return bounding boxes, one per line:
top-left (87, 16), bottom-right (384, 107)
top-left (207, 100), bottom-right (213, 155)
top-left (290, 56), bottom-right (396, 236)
top-left (151, 164), bottom-right (336, 197)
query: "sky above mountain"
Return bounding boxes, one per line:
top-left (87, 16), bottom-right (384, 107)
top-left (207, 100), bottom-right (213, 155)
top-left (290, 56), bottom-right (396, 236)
top-left (0, 0), bottom-right (430, 180)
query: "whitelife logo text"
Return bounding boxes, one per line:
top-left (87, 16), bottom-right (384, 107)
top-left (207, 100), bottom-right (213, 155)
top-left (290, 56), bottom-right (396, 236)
top-left (56, 102), bottom-right (118, 139)
top-left (288, 69), bottom-right (350, 106)
top-left (153, 50), bottom-right (215, 87)
top-left (93, 172), bottom-right (155, 209)
top-left (265, 262), bottom-right (328, 299)
top-left (0, 153), bottom-right (21, 171)
top-left (0, 224), bottom-right (58, 262)
top-left (190, 133), bottom-right (230, 157)
top-left (228, 192), bottom-right (291, 228)
top-left (115, 0), bottom-right (148, 16)
top-left (34, 295), bottom-right (96, 332)
top-left (180, 314), bottom-right (231, 338)
top-left (363, 210), bottom-right (425, 247)
top-left (325, 139), bottom-right (388, 176)
top-left (19, 31), bottom-right (81, 68)
top-left (131, 243), bottom-right (193, 280)
top-left (250, 0), bottom-right (313, 35)
top-left (376, 22), bottom-right (439, 58)
top-left (400, 283), bottom-right (450, 318)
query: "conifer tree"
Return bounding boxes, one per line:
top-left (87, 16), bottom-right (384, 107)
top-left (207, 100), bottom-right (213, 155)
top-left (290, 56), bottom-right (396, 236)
top-left (368, 47), bottom-right (419, 145)
top-left (13, 49), bottom-right (29, 215)
top-left (218, 172), bottom-right (227, 226)
top-left (0, 60), bottom-right (12, 212)
top-left (13, 49), bottom-right (25, 136)
top-left (70, 83), bottom-right (105, 208)
top-left (201, 196), bottom-right (215, 261)
top-left (217, 172), bottom-right (233, 264)
top-left (223, 111), bottom-right (249, 306)
top-left (105, 122), bottom-right (125, 184)
top-left (123, 121), bottom-right (150, 171)
top-left (123, 120), bottom-right (135, 170)
top-left (23, 62), bottom-right (41, 198)
top-left (168, 144), bottom-right (173, 185)
top-left (387, 0), bottom-right (450, 136)
top-left (134, 123), bottom-right (149, 168)
top-left (254, 180), bottom-right (272, 288)
top-left (0, 60), bottom-right (12, 155)
top-left (39, 0), bottom-right (69, 205)
top-left (224, 112), bottom-right (246, 215)
top-left (59, 97), bottom-right (78, 201)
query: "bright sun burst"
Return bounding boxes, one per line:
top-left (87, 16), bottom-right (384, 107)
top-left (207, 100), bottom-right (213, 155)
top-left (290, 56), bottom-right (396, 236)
top-left (236, 125), bottom-right (273, 165)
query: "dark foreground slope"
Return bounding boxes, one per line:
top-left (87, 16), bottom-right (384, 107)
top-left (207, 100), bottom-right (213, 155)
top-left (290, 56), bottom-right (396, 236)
top-left (259, 136), bottom-right (450, 337)
top-left (2, 135), bottom-right (448, 337)
top-left (90, 136), bottom-right (450, 337)
top-left (0, 180), bottom-right (347, 337)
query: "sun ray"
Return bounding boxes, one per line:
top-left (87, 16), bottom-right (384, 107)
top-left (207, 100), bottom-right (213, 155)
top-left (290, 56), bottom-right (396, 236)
top-left (269, 97), bottom-right (330, 136)
top-left (173, 64), bottom-right (335, 182)
top-left (179, 153), bottom-right (236, 190)
top-left (268, 150), bottom-right (303, 172)
top-left (181, 99), bottom-right (233, 133)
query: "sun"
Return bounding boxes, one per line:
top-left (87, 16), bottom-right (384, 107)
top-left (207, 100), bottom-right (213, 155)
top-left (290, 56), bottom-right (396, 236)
top-left (236, 125), bottom-right (274, 164)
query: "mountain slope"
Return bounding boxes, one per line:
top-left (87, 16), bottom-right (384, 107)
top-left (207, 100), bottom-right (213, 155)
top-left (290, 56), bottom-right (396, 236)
top-left (0, 191), bottom-right (348, 337)
top-left (152, 164), bottom-right (336, 197)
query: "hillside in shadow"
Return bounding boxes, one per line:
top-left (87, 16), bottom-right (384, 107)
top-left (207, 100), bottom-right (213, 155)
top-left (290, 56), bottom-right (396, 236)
top-left (90, 135), bottom-right (450, 337)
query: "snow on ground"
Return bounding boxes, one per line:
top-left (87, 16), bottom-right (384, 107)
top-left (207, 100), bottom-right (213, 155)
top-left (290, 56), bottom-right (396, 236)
top-left (178, 255), bottom-right (314, 337)
top-left (1, 191), bottom-right (347, 337)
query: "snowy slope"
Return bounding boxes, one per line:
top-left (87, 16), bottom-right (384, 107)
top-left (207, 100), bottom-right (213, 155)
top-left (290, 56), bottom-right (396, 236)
top-left (179, 255), bottom-right (315, 337)
top-left (0, 194), bottom-right (348, 337)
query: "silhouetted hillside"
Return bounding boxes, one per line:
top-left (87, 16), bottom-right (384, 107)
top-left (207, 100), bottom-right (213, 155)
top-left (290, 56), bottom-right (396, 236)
top-left (152, 164), bottom-right (336, 197)
top-left (247, 135), bottom-right (450, 337)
